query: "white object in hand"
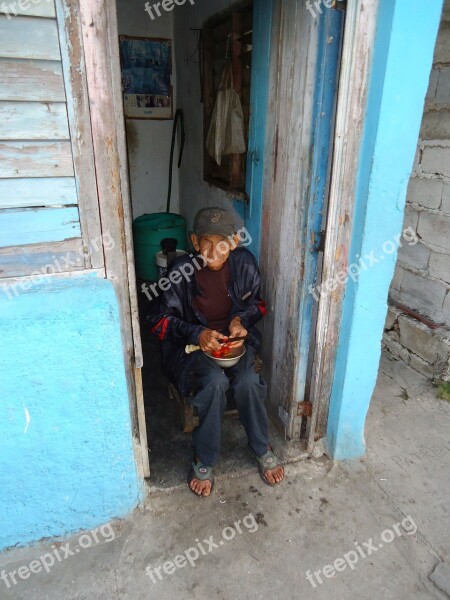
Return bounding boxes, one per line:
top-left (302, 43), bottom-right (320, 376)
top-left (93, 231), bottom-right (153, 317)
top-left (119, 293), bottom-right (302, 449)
top-left (185, 344), bottom-right (201, 354)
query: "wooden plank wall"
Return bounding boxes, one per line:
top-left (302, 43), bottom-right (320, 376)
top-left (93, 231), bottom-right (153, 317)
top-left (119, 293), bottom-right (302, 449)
top-left (0, 4), bottom-right (81, 253)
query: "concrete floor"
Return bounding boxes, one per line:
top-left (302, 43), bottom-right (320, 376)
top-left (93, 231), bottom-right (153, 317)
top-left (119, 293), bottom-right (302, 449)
top-left (1, 352), bottom-right (450, 600)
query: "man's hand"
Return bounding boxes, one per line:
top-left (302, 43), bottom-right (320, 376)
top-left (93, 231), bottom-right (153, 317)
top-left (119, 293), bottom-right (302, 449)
top-left (228, 316), bottom-right (248, 348)
top-left (198, 329), bottom-right (228, 352)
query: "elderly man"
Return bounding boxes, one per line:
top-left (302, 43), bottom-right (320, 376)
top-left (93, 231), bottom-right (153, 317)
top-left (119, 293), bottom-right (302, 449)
top-left (150, 208), bottom-right (284, 496)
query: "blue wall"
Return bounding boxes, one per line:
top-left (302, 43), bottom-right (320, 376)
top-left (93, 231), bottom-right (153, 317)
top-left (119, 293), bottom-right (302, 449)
top-left (0, 275), bottom-right (142, 550)
top-left (327, 0), bottom-right (444, 459)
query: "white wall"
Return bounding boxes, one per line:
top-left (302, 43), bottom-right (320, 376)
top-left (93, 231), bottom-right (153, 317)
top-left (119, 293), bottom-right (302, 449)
top-left (116, 0), bottom-right (179, 218)
top-left (173, 0), bottom-right (247, 233)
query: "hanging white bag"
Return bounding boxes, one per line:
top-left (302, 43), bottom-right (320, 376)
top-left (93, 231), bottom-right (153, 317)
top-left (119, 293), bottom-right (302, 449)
top-left (206, 61), bottom-right (246, 166)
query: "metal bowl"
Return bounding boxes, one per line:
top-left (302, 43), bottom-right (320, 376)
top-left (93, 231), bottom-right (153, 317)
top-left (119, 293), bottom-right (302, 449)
top-left (204, 345), bottom-right (246, 369)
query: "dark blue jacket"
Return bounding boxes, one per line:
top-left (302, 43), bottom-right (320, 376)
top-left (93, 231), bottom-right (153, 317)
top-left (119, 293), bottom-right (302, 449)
top-left (148, 247), bottom-right (266, 391)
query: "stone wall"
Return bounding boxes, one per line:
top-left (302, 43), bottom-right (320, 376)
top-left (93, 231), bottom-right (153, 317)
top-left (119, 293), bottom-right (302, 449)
top-left (384, 2), bottom-right (450, 382)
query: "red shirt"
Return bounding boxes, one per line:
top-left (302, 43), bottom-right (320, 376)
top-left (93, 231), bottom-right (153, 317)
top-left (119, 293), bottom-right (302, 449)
top-left (193, 261), bottom-right (232, 332)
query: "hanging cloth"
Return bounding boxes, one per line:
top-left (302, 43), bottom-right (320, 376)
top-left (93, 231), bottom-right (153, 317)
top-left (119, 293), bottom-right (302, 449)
top-left (206, 61), bottom-right (246, 166)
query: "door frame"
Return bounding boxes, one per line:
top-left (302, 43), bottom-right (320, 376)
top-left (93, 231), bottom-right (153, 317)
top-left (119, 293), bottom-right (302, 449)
top-left (77, 0), bottom-right (380, 477)
top-left (307, 0), bottom-right (379, 451)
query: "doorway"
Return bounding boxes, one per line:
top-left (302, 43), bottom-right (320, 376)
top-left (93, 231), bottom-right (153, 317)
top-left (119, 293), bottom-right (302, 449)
top-left (113, 0), bottom-right (346, 485)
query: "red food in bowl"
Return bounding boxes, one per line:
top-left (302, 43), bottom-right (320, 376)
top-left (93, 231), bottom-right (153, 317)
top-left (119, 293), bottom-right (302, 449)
top-left (211, 342), bottom-right (233, 358)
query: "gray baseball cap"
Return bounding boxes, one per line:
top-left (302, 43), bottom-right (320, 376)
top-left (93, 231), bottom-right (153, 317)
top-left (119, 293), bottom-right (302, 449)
top-left (193, 208), bottom-right (236, 237)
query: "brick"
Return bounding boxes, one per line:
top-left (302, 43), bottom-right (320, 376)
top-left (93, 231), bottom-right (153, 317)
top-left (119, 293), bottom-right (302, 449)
top-left (400, 270), bottom-right (447, 323)
top-left (390, 264), bottom-right (403, 290)
top-left (409, 353), bottom-right (435, 379)
top-left (429, 252), bottom-right (450, 284)
top-left (442, 183), bottom-right (450, 214)
top-left (435, 333), bottom-right (450, 380)
top-left (398, 314), bottom-right (440, 363)
top-left (425, 67), bottom-right (450, 109)
top-left (443, 2), bottom-right (450, 23)
top-left (417, 211), bottom-right (450, 250)
top-left (402, 204), bottom-right (419, 231)
top-left (425, 68), bottom-right (439, 107)
top-left (421, 146), bottom-right (450, 177)
top-left (443, 291), bottom-right (450, 324)
top-left (435, 68), bottom-right (450, 106)
top-left (385, 305), bottom-right (401, 330)
top-left (407, 177), bottom-right (443, 209)
top-left (434, 25), bottom-right (450, 64)
top-left (420, 110), bottom-right (450, 140)
top-left (397, 241), bottom-right (430, 271)
top-left (382, 333), bottom-right (411, 364)
top-left (411, 145), bottom-right (421, 177)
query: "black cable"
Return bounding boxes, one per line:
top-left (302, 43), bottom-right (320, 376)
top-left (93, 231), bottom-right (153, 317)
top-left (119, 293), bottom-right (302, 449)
top-left (167, 109), bottom-right (185, 213)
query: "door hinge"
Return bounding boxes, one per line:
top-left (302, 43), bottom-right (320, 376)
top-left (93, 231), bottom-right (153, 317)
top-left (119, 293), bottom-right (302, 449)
top-left (297, 401), bottom-right (313, 417)
top-left (313, 230), bottom-right (326, 253)
top-left (331, 0), bottom-right (347, 10)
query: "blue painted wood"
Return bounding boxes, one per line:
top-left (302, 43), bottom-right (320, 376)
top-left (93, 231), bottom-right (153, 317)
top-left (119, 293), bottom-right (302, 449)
top-left (0, 207), bottom-right (81, 246)
top-left (0, 141), bottom-right (74, 178)
top-left (0, 16), bottom-right (60, 60)
top-left (241, 0), bottom-right (274, 261)
top-left (0, 177), bottom-right (78, 208)
top-left (295, 9), bottom-right (344, 404)
top-left (0, 59), bottom-right (65, 102)
top-left (0, 0), bottom-right (55, 17)
top-left (0, 240), bottom-right (85, 277)
top-left (0, 101), bottom-right (69, 140)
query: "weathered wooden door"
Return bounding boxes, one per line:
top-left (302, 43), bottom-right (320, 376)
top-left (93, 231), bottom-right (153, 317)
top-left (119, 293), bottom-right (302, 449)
top-left (257, 1), bottom-right (345, 441)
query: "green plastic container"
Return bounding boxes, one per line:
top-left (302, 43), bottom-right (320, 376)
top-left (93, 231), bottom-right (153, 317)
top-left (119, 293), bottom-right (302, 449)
top-left (133, 213), bottom-right (187, 282)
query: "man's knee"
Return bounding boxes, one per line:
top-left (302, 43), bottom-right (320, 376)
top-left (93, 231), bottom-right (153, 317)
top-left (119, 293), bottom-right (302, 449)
top-left (203, 368), bottom-right (229, 392)
top-left (232, 368), bottom-right (262, 391)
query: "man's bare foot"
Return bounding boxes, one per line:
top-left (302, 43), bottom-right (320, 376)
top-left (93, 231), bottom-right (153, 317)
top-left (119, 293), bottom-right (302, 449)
top-left (189, 478), bottom-right (212, 496)
top-left (188, 458), bottom-right (214, 497)
top-left (253, 445), bottom-right (285, 486)
top-left (263, 464), bottom-right (285, 484)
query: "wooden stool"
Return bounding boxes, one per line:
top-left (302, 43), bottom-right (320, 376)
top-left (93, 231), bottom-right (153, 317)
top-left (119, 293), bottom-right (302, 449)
top-left (168, 382), bottom-right (239, 433)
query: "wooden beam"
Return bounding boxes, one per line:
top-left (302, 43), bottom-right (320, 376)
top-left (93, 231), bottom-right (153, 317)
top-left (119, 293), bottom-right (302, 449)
top-left (104, 0), bottom-right (144, 372)
top-left (56, 0), bottom-right (104, 271)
